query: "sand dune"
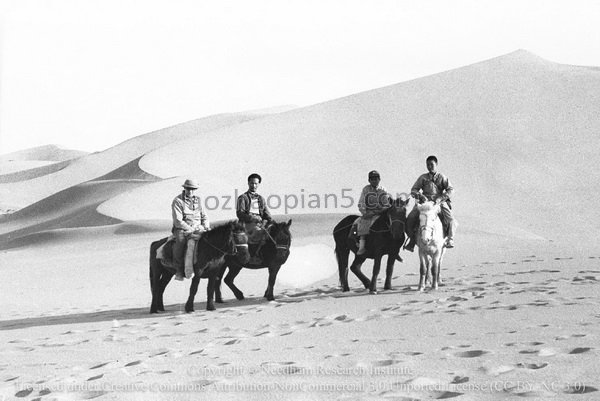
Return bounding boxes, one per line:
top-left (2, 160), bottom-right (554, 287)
top-left (1, 50), bottom-right (599, 400)
top-left (0, 111), bottom-right (289, 210)
top-left (0, 144), bottom-right (88, 162)
top-left (93, 50), bottom-right (597, 241)
top-left (3, 50), bottom-right (600, 240)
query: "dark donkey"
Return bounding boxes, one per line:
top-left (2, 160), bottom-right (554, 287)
top-left (333, 198), bottom-right (409, 293)
top-left (215, 219), bottom-right (292, 303)
top-left (149, 220), bottom-right (250, 313)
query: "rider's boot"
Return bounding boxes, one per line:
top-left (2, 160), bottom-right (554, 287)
top-left (445, 238), bottom-right (454, 248)
top-left (174, 265), bottom-right (185, 281)
top-left (404, 238), bottom-right (415, 252)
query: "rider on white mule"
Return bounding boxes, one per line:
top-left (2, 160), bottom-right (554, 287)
top-left (405, 155), bottom-right (457, 251)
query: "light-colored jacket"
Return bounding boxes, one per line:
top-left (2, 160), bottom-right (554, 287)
top-left (358, 184), bottom-right (392, 216)
top-left (171, 192), bottom-right (209, 232)
top-left (411, 172), bottom-right (454, 201)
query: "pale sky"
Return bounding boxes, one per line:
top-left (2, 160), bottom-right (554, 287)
top-left (1, 0), bottom-right (599, 154)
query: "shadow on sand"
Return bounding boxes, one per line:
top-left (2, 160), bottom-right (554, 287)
top-left (0, 284), bottom-right (421, 331)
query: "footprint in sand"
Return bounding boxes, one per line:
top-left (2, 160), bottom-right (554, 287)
top-left (451, 376), bottom-right (469, 384)
top-left (562, 384), bottom-right (598, 395)
top-left (149, 349), bottom-right (170, 357)
top-left (87, 374), bottom-right (104, 381)
top-left (372, 359), bottom-right (404, 366)
top-left (260, 361), bottom-right (305, 375)
top-left (569, 347), bottom-right (592, 354)
top-left (455, 350), bottom-right (488, 358)
top-left (516, 362), bottom-right (548, 370)
top-left (14, 388), bottom-right (34, 398)
top-left (481, 365), bottom-right (515, 376)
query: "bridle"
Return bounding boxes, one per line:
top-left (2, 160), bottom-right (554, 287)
top-left (264, 225), bottom-right (291, 251)
top-left (202, 230), bottom-right (248, 256)
top-left (369, 207), bottom-right (406, 234)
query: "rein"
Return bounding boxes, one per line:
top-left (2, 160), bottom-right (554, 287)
top-left (201, 231), bottom-right (246, 255)
top-left (369, 213), bottom-right (406, 234)
top-left (264, 226), bottom-right (290, 250)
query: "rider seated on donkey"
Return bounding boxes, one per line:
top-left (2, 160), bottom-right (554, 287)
top-left (404, 155), bottom-right (457, 251)
top-left (171, 179), bottom-right (210, 281)
top-left (236, 173), bottom-right (273, 260)
top-left (356, 170), bottom-right (394, 255)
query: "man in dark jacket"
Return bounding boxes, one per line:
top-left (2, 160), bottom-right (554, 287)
top-left (236, 173), bottom-right (273, 258)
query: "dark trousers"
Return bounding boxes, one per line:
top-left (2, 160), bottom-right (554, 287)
top-left (172, 229), bottom-right (187, 274)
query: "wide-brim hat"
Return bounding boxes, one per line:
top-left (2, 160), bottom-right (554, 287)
top-left (182, 179), bottom-right (199, 189)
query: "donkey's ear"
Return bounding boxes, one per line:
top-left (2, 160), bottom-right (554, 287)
top-left (287, 219), bottom-right (292, 227)
top-left (396, 197), bottom-right (408, 207)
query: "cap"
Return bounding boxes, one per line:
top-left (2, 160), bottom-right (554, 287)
top-left (368, 170), bottom-right (380, 179)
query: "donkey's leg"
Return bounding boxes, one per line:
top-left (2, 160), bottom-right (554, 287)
top-left (264, 265), bottom-right (282, 301)
top-left (185, 275), bottom-right (202, 313)
top-left (431, 253), bottom-right (440, 290)
top-left (417, 253), bottom-right (427, 291)
top-left (156, 271), bottom-right (173, 311)
top-left (350, 256), bottom-right (371, 289)
top-left (335, 244), bottom-right (351, 292)
top-left (215, 263), bottom-right (227, 303)
top-left (437, 249), bottom-right (445, 287)
top-left (384, 254), bottom-right (396, 290)
top-left (369, 254), bottom-right (383, 294)
top-left (150, 273), bottom-right (160, 313)
top-left (224, 264), bottom-right (245, 300)
top-left (206, 273), bottom-right (217, 311)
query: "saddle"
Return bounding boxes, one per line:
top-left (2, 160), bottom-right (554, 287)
top-left (349, 217), bottom-right (359, 238)
top-left (156, 233), bottom-right (202, 278)
top-left (348, 215), bottom-right (380, 245)
top-left (245, 226), bottom-right (267, 265)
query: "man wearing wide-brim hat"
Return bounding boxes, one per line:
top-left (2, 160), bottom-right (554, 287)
top-left (171, 179), bottom-right (210, 280)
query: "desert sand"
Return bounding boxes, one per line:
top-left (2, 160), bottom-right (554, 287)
top-left (1, 51), bottom-right (599, 400)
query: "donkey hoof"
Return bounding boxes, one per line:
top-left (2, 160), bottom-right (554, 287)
top-left (206, 303), bottom-right (216, 311)
top-left (384, 285), bottom-right (392, 291)
top-left (215, 298), bottom-right (225, 304)
top-left (369, 290), bottom-right (378, 295)
top-left (235, 293), bottom-right (245, 301)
